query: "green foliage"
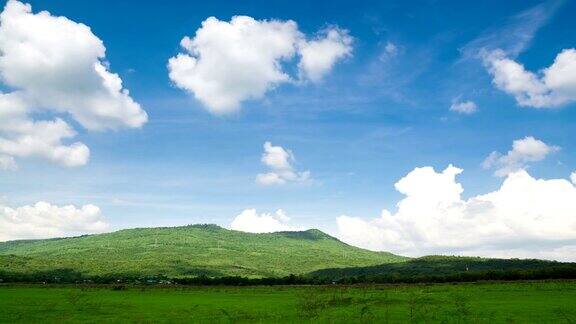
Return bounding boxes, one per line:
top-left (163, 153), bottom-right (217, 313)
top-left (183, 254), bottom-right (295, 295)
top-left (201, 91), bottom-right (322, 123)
top-left (3, 226), bottom-right (575, 285)
top-left (1, 282), bottom-right (575, 322)
top-left (0, 225), bottom-right (405, 280)
top-left (309, 255), bottom-right (576, 283)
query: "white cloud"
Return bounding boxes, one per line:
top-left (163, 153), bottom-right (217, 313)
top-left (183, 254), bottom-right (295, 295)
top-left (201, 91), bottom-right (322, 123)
top-left (483, 136), bottom-right (559, 177)
top-left (0, 112), bottom-right (90, 167)
top-left (0, 1), bottom-right (147, 168)
top-left (336, 165), bottom-right (576, 261)
top-left (255, 172), bottom-right (286, 186)
top-left (571, 171), bottom-right (576, 185)
top-left (168, 16), bottom-right (352, 114)
top-left (298, 27), bottom-right (352, 82)
top-left (0, 201), bottom-right (108, 241)
top-left (461, 1), bottom-right (561, 60)
top-left (450, 100), bottom-right (478, 114)
top-left (230, 208), bottom-right (296, 233)
top-left (379, 41), bottom-right (399, 61)
top-left (483, 48), bottom-right (576, 108)
top-left (255, 141), bottom-right (310, 185)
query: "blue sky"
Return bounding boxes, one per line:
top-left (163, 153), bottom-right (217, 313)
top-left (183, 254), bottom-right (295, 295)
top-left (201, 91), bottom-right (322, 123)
top-left (1, 0), bottom-right (576, 259)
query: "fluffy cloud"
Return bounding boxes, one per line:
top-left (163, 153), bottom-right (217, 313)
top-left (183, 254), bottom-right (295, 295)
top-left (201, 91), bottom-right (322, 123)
top-left (0, 1), bottom-right (147, 168)
top-left (255, 142), bottom-right (310, 185)
top-left (450, 100), bottom-right (477, 114)
top-left (168, 16), bottom-right (352, 114)
top-left (0, 201), bottom-right (108, 241)
top-left (336, 165), bottom-right (576, 261)
top-left (571, 171), bottom-right (576, 185)
top-left (483, 48), bottom-right (576, 108)
top-left (483, 136), bottom-right (559, 177)
top-left (230, 208), bottom-right (296, 233)
top-left (298, 27), bottom-right (352, 82)
top-left (0, 110), bottom-right (90, 167)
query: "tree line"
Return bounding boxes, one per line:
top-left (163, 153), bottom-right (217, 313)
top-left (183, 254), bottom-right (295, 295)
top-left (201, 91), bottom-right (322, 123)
top-left (1, 265), bottom-right (576, 285)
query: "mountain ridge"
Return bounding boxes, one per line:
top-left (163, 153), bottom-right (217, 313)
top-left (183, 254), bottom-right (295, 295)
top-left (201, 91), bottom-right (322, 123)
top-left (0, 224), bottom-right (407, 278)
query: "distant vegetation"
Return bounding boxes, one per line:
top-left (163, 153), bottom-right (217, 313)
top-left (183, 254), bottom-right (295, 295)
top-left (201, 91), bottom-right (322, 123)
top-left (0, 224), bottom-right (404, 282)
top-left (309, 255), bottom-right (576, 284)
top-left (1, 225), bottom-right (575, 285)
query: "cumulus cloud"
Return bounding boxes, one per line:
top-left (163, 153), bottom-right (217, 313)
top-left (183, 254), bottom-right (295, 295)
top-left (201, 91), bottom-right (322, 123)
top-left (336, 165), bottom-right (576, 261)
top-left (255, 141), bottom-right (310, 185)
top-left (168, 16), bottom-right (352, 114)
top-left (230, 208), bottom-right (296, 233)
top-left (483, 48), bottom-right (576, 108)
top-left (0, 110), bottom-right (90, 167)
top-left (571, 171), bottom-right (576, 185)
top-left (483, 136), bottom-right (559, 177)
top-left (450, 100), bottom-right (478, 114)
top-left (298, 27), bottom-right (352, 82)
top-left (0, 201), bottom-right (108, 241)
top-left (0, 1), bottom-right (147, 168)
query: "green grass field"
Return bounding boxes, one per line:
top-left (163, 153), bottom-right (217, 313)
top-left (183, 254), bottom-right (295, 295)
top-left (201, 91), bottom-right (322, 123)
top-left (1, 281), bottom-right (575, 323)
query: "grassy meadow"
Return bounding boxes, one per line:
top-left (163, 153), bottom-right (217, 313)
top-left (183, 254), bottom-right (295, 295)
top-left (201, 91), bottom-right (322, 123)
top-left (1, 281), bottom-right (575, 323)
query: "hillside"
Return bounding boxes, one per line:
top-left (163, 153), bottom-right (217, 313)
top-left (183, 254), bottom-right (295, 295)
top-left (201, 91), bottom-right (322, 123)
top-left (309, 255), bottom-right (576, 281)
top-left (0, 225), bottom-right (406, 279)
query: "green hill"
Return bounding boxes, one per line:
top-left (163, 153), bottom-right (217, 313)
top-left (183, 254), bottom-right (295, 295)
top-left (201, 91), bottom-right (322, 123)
top-left (309, 255), bottom-right (576, 282)
top-left (0, 224), bottom-right (406, 279)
